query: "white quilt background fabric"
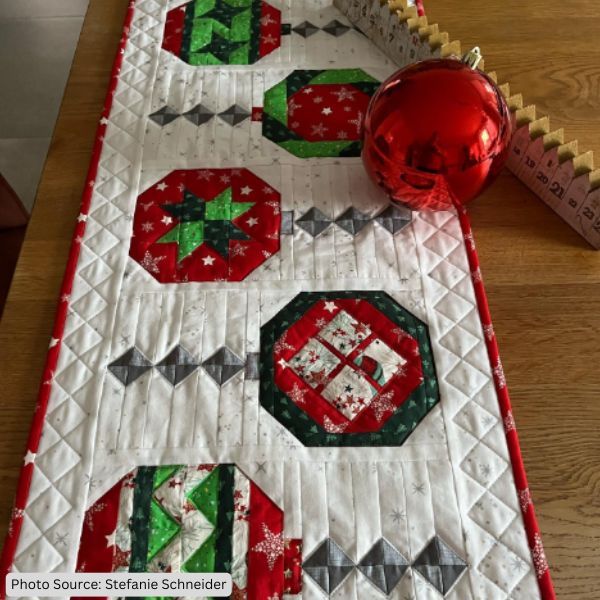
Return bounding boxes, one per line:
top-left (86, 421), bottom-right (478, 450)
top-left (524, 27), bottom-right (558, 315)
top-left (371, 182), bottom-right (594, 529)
top-left (10, 1), bottom-right (541, 598)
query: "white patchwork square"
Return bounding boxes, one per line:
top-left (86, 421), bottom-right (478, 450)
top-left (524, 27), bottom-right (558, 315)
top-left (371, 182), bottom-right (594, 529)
top-left (318, 310), bottom-right (371, 355)
top-left (321, 365), bottom-right (377, 420)
top-left (355, 338), bottom-right (407, 385)
top-left (290, 337), bottom-right (340, 388)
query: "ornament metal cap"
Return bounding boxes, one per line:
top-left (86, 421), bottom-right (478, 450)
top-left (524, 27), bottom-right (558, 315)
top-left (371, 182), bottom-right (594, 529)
top-left (462, 46), bottom-right (483, 70)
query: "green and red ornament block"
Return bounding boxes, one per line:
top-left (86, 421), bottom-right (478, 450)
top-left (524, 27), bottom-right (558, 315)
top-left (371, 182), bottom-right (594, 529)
top-left (262, 69), bottom-right (380, 158)
top-left (163, 0), bottom-right (283, 65)
top-left (260, 291), bottom-right (440, 446)
top-left (76, 464), bottom-right (302, 598)
top-left (130, 168), bottom-right (280, 283)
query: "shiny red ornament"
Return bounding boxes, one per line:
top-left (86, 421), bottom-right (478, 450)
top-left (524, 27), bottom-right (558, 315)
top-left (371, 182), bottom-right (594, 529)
top-left (362, 58), bottom-right (513, 210)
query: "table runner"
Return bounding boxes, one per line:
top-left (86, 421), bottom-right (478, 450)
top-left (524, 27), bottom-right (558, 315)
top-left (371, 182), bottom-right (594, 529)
top-left (1, 1), bottom-right (555, 598)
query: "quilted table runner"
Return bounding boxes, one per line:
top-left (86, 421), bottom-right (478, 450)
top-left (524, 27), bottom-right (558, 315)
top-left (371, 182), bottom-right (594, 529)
top-left (1, 1), bottom-right (554, 599)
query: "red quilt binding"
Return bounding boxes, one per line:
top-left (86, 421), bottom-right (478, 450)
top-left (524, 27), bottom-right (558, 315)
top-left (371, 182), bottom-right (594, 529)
top-left (0, 1), bottom-right (137, 597)
top-left (0, 2), bottom-right (555, 599)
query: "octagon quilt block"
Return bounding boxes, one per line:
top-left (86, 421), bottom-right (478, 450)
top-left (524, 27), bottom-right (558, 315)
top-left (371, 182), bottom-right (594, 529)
top-left (261, 291), bottom-right (439, 445)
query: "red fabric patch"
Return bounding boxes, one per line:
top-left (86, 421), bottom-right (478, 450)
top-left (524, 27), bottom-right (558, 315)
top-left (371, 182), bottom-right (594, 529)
top-left (162, 3), bottom-right (185, 57)
top-left (73, 477), bottom-right (124, 600)
top-left (274, 299), bottom-right (423, 433)
top-left (246, 481), bottom-right (284, 600)
top-left (251, 107), bottom-right (264, 122)
top-left (129, 168), bottom-right (281, 283)
top-left (258, 1), bottom-right (282, 59)
top-left (288, 84), bottom-right (371, 142)
top-left (284, 538), bottom-right (303, 594)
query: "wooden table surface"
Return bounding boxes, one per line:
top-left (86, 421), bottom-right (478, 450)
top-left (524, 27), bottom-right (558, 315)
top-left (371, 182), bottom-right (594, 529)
top-left (1, 0), bottom-right (599, 597)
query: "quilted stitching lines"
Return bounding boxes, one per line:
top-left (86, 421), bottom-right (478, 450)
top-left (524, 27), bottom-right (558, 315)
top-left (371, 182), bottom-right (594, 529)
top-left (108, 344), bottom-right (255, 388)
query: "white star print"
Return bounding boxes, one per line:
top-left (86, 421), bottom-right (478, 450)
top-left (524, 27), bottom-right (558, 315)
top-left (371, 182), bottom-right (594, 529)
top-left (288, 100), bottom-right (301, 116)
top-left (99, 117), bottom-right (109, 125)
top-left (141, 222), bottom-right (154, 232)
top-left (161, 216), bottom-right (173, 225)
top-left (252, 523), bottom-right (284, 571)
top-left (202, 256), bottom-right (216, 266)
top-left (77, 213), bottom-right (87, 222)
top-left (156, 182), bottom-right (168, 191)
top-left (24, 450), bottom-right (36, 465)
top-left (310, 122), bottom-right (328, 138)
top-left (106, 530), bottom-right (117, 548)
top-left (302, 87), bottom-right (314, 95)
top-left (321, 107), bottom-right (333, 115)
top-left (262, 33), bottom-right (277, 45)
top-left (49, 338), bottom-right (59, 348)
top-left (140, 251), bottom-right (165, 274)
top-left (197, 170), bottom-right (214, 180)
top-left (240, 186), bottom-right (253, 195)
top-left (333, 87), bottom-right (356, 102)
top-left (324, 301), bottom-right (338, 313)
top-left (348, 111), bottom-right (364, 134)
top-left (246, 217), bottom-right (259, 227)
top-left (260, 14), bottom-right (276, 26)
top-left (277, 358), bottom-right (288, 369)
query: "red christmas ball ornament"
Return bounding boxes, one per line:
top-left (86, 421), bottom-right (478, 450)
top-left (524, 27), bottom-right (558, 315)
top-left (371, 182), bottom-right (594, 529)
top-left (362, 50), bottom-right (513, 210)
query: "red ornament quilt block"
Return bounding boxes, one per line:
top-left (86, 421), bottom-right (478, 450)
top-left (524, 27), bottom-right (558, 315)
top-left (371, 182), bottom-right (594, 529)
top-left (76, 464), bottom-right (302, 598)
top-left (130, 168), bottom-right (280, 282)
top-left (261, 291), bottom-right (439, 446)
top-left (263, 69), bottom-right (380, 157)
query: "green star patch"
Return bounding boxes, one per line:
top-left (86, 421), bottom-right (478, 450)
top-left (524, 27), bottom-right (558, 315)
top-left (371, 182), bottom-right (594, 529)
top-left (158, 188), bottom-right (254, 261)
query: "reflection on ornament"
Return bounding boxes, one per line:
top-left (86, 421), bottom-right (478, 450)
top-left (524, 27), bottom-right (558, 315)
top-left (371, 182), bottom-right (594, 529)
top-left (362, 52), bottom-right (512, 211)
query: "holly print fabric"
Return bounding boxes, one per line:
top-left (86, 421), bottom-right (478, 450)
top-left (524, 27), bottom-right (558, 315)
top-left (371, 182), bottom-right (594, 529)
top-left (0, 1), bottom-right (554, 599)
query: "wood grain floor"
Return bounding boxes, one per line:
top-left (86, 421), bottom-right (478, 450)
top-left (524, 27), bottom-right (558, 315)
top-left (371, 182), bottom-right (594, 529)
top-left (0, 1), bottom-right (599, 597)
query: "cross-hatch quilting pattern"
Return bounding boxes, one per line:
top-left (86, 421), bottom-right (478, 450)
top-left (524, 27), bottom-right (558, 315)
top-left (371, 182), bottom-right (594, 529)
top-left (11, 0), bottom-right (165, 577)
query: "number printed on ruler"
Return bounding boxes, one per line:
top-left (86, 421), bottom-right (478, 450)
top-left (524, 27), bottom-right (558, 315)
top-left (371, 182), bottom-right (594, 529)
top-left (506, 125), bottom-right (531, 172)
top-left (576, 187), bottom-right (600, 249)
top-left (530, 146), bottom-right (560, 199)
top-left (516, 136), bottom-right (545, 187)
